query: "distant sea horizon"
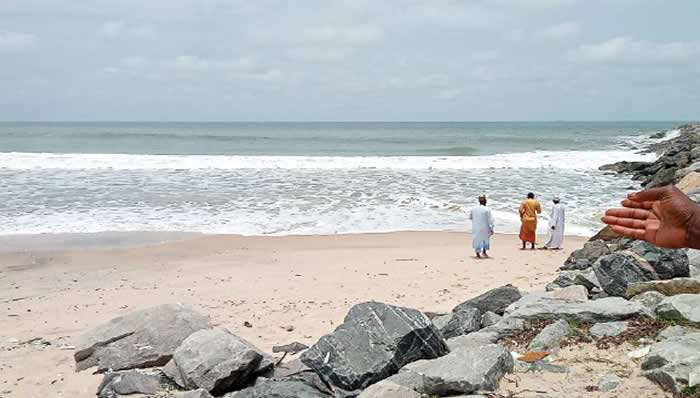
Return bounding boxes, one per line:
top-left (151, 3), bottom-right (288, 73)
top-left (0, 121), bottom-right (687, 236)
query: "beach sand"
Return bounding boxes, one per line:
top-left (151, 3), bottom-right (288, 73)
top-left (0, 231), bottom-right (654, 398)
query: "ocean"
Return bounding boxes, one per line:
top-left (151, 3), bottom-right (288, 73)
top-left (0, 121), bottom-right (679, 236)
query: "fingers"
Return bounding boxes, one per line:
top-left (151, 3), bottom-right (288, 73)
top-left (604, 208), bottom-right (651, 220)
top-left (601, 216), bottom-right (646, 229)
top-left (609, 225), bottom-right (647, 240)
top-left (628, 186), bottom-right (671, 202)
top-left (621, 199), bottom-right (655, 209)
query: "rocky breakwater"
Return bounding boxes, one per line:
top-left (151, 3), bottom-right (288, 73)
top-left (600, 123), bottom-right (700, 189)
top-left (72, 277), bottom-right (697, 397)
top-left (542, 236), bottom-right (700, 394)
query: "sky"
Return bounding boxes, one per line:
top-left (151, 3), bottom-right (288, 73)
top-left (1, 0), bottom-right (699, 121)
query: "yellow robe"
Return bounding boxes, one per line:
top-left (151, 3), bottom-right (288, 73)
top-left (519, 199), bottom-right (542, 243)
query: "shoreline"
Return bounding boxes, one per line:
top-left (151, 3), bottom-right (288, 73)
top-left (0, 230), bottom-right (591, 253)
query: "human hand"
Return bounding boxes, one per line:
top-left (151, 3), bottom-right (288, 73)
top-left (602, 185), bottom-right (699, 249)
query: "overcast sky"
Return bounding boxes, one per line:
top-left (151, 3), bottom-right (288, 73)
top-left (2, 0), bottom-right (699, 121)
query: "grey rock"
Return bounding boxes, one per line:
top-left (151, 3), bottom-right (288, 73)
top-left (655, 294), bottom-right (700, 324)
top-left (431, 314), bottom-right (451, 332)
top-left (550, 272), bottom-right (576, 288)
top-left (446, 331), bottom-right (499, 351)
top-left (172, 390), bottom-right (214, 398)
top-left (480, 317), bottom-right (526, 339)
top-left (627, 277), bottom-right (700, 298)
top-left (529, 319), bottom-right (572, 351)
top-left (563, 240), bottom-right (611, 269)
top-left (382, 359), bottom-right (433, 394)
top-left (598, 374), bottom-right (622, 392)
top-left (97, 370), bottom-right (168, 398)
top-left (441, 307), bottom-right (481, 339)
top-left (589, 321), bottom-right (628, 337)
top-left (272, 342), bottom-right (308, 354)
top-left (75, 303), bottom-right (211, 372)
top-left (504, 291), bottom-right (646, 322)
top-left (658, 325), bottom-right (698, 341)
top-left (227, 373), bottom-right (332, 398)
top-left (687, 249), bottom-right (700, 279)
top-left (422, 345), bottom-right (514, 396)
top-left (689, 187), bottom-right (700, 204)
top-left (631, 291), bottom-right (666, 314)
top-left (357, 380), bottom-right (421, 398)
top-left (163, 328), bottom-right (272, 395)
top-left (300, 301), bottom-right (448, 392)
top-left (574, 268), bottom-right (602, 291)
top-left (641, 332), bottom-right (700, 392)
top-left (593, 251), bottom-right (659, 297)
top-left (626, 240), bottom-right (689, 280)
top-left (480, 311), bottom-right (502, 328)
top-left (550, 285), bottom-right (588, 301)
top-left (270, 358), bottom-right (311, 378)
top-left (452, 284), bottom-right (522, 315)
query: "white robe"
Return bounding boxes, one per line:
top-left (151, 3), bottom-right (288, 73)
top-left (470, 205), bottom-right (495, 252)
top-left (544, 203), bottom-right (566, 248)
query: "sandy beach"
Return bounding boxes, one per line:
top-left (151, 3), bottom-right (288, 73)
top-left (0, 231), bottom-right (587, 398)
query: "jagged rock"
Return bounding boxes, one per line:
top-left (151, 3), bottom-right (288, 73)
top-left (641, 332), bottom-right (700, 392)
top-left (631, 291), bottom-right (666, 314)
top-left (589, 225), bottom-right (620, 242)
top-left (97, 370), bottom-right (169, 398)
top-left (688, 249), bottom-right (700, 279)
top-left (529, 362), bottom-right (568, 373)
top-left (357, 380), bottom-right (421, 398)
top-left (269, 358), bottom-right (311, 379)
top-left (163, 328), bottom-right (272, 395)
top-left (590, 287), bottom-right (609, 300)
top-left (300, 302), bottom-right (449, 393)
top-left (452, 284), bottom-right (522, 315)
top-left (440, 307), bottom-right (481, 339)
top-left (551, 285), bottom-right (588, 301)
top-left (480, 317), bottom-right (526, 339)
top-left (504, 291), bottom-right (646, 322)
top-left (226, 373), bottom-right (332, 398)
top-left (446, 331), bottom-right (499, 351)
top-left (431, 314), bottom-right (451, 332)
top-left (627, 278), bottom-right (700, 298)
top-left (598, 374), bottom-right (622, 392)
top-left (550, 272), bottom-right (575, 288)
top-left (656, 294), bottom-right (700, 324)
top-left (528, 319), bottom-right (571, 351)
top-left (658, 325), bottom-right (698, 341)
top-left (422, 345), bottom-right (514, 396)
top-left (480, 312), bottom-right (502, 328)
top-left (383, 359), bottom-right (433, 394)
top-left (589, 321), bottom-right (628, 337)
top-left (74, 304), bottom-right (211, 371)
top-left (563, 240), bottom-right (611, 270)
top-left (593, 251), bottom-right (659, 297)
top-left (172, 390), bottom-right (214, 398)
top-left (626, 240), bottom-right (689, 280)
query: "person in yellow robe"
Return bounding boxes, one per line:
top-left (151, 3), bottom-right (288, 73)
top-left (519, 192), bottom-right (542, 249)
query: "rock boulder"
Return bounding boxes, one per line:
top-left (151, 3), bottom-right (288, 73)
top-left (655, 294), bottom-right (700, 324)
top-left (300, 302), bottom-right (449, 393)
top-left (163, 328), bottom-right (272, 395)
top-left (528, 319), bottom-right (571, 351)
top-left (452, 284), bottom-right (521, 315)
top-left (626, 278), bottom-right (700, 298)
top-left (74, 304), bottom-right (211, 372)
top-left (641, 332), bottom-right (700, 392)
top-left (593, 251), bottom-right (659, 297)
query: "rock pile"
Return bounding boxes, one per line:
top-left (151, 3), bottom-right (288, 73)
top-left (73, 234), bottom-right (700, 397)
top-left (599, 123), bottom-right (700, 188)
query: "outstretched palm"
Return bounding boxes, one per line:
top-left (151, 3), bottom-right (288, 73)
top-left (602, 185), bottom-right (696, 249)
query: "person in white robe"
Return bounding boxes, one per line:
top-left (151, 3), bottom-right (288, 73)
top-left (543, 196), bottom-right (566, 249)
top-left (469, 195), bottom-right (495, 259)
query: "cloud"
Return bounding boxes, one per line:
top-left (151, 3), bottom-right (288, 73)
top-left (0, 32), bottom-right (36, 50)
top-left (389, 74), bottom-right (449, 89)
top-left (496, 0), bottom-right (577, 8)
top-left (119, 56), bottom-right (150, 68)
top-left (535, 22), bottom-right (579, 40)
top-left (166, 55), bottom-right (210, 71)
top-left (438, 88), bottom-right (461, 99)
top-left (571, 37), bottom-right (700, 63)
top-left (102, 21), bottom-right (157, 40)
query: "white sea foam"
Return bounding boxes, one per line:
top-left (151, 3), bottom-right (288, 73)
top-left (0, 150), bottom-right (658, 170)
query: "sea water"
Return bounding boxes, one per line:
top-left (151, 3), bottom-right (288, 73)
top-left (0, 121), bottom-right (679, 236)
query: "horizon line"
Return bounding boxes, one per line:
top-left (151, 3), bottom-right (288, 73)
top-left (0, 119), bottom-right (695, 123)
